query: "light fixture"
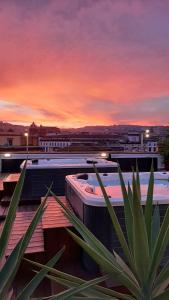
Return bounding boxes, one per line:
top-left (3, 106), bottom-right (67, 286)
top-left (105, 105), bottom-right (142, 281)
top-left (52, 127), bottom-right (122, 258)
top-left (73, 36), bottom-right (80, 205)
top-left (100, 152), bottom-right (108, 158)
top-left (24, 132), bottom-right (28, 137)
top-left (145, 133), bottom-right (150, 138)
top-left (4, 153), bottom-right (11, 158)
top-left (145, 129), bottom-right (150, 134)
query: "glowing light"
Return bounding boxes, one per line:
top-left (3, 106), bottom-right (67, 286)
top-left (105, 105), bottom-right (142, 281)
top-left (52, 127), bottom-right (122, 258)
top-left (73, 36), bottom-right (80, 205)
top-left (145, 133), bottom-right (150, 138)
top-left (4, 153), bottom-right (11, 158)
top-left (24, 132), bottom-right (29, 137)
top-left (100, 152), bottom-right (108, 158)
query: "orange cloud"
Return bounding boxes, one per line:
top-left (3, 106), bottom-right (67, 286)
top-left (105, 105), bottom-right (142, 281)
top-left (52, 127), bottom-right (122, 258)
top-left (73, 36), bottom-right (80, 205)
top-left (0, 0), bottom-right (169, 127)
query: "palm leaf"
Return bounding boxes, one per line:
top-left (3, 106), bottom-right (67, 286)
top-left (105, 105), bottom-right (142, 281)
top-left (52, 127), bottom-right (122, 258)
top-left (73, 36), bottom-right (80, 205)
top-left (132, 173), bottom-right (150, 285)
top-left (151, 204), bottom-right (160, 254)
top-left (148, 206), bottom-right (169, 284)
top-left (118, 167), bottom-right (133, 254)
top-left (50, 191), bottom-right (116, 264)
top-left (0, 184), bottom-right (52, 296)
top-left (94, 165), bottom-right (133, 268)
top-left (17, 246), bottom-right (65, 300)
top-left (67, 229), bottom-right (140, 298)
top-left (153, 288), bottom-right (169, 300)
top-left (144, 161), bottom-right (154, 249)
top-left (0, 161), bottom-right (26, 260)
top-left (52, 275), bottom-right (108, 300)
top-left (0, 239), bottom-right (23, 293)
top-left (27, 260), bottom-right (134, 300)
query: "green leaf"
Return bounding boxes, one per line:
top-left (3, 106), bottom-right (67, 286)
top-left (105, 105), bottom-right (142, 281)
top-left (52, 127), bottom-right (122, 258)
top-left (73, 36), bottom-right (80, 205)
top-left (153, 288), bottom-right (169, 300)
top-left (52, 275), bottom-right (108, 300)
top-left (145, 162), bottom-right (154, 250)
top-left (113, 251), bottom-right (138, 285)
top-left (64, 297), bottom-right (113, 300)
top-left (135, 161), bottom-right (141, 200)
top-left (0, 185), bottom-right (52, 295)
top-left (66, 229), bottom-right (140, 298)
top-left (25, 260), bottom-right (134, 300)
top-left (132, 173), bottom-right (150, 285)
top-left (127, 183), bottom-right (133, 253)
top-left (154, 261), bottom-right (169, 293)
top-left (94, 165), bottom-right (133, 268)
top-left (50, 191), bottom-right (115, 264)
top-left (45, 275), bottom-right (111, 299)
top-left (0, 161), bottom-right (26, 259)
top-left (17, 247), bottom-right (65, 300)
top-left (148, 206), bottom-right (169, 284)
top-left (0, 239), bottom-right (23, 295)
top-left (153, 277), bottom-right (169, 298)
top-left (151, 205), bottom-right (160, 254)
top-left (118, 167), bottom-right (133, 254)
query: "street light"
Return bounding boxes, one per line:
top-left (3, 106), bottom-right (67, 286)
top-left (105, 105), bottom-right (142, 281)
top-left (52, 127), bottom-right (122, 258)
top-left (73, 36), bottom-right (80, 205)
top-left (24, 132), bottom-right (29, 153)
top-left (141, 129), bottom-right (150, 150)
top-left (145, 129), bottom-right (150, 138)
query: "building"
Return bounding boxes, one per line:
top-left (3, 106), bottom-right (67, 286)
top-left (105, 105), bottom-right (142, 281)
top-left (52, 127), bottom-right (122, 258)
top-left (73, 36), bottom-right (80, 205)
top-left (0, 133), bottom-right (23, 147)
top-left (29, 122), bottom-right (60, 136)
top-left (38, 134), bottom-right (120, 152)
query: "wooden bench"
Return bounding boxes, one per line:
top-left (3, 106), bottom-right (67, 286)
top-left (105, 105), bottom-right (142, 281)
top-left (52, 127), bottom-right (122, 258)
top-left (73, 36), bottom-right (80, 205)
top-left (42, 196), bottom-right (72, 229)
top-left (6, 211), bottom-right (44, 256)
top-left (0, 181), bottom-right (4, 199)
top-left (3, 173), bottom-right (20, 196)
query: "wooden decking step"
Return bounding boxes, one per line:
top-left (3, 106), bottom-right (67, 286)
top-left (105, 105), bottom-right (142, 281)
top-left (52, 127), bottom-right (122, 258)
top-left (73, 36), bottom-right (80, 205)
top-left (3, 173), bottom-right (20, 183)
top-left (3, 173), bottom-right (20, 196)
top-left (1, 196), bottom-right (11, 205)
top-left (0, 183), bottom-right (4, 199)
top-left (5, 211), bottom-right (44, 256)
top-left (0, 205), bottom-right (7, 220)
top-left (42, 196), bottom-right (73, 229)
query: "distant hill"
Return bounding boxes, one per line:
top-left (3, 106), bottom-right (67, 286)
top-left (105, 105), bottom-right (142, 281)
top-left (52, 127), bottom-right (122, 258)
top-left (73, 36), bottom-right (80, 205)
top-left (0, 121), bottom-right (168, 136)
top-left (0, 121), bottom-right (27, 134)
top-left (61, 125), bottom-right (145, 134)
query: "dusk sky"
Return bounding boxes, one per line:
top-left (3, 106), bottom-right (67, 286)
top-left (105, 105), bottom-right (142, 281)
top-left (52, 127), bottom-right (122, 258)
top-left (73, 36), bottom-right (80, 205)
top-left (0, 0), bottom-right (169, 127)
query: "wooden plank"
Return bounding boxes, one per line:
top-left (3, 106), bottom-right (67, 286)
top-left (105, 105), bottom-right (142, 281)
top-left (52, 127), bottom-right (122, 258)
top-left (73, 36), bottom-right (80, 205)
top-left (6, 211), bottom-right (44, 256)
top-left (42, 196), bottom-right (73, 229)
top-left (0, 205), bottom-right (7, 220)
top-left (3, 173), bottom-right (20, 183)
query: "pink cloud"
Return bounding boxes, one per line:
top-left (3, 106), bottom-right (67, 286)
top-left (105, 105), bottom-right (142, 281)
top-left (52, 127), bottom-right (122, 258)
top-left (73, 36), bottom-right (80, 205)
top-left (0, 0), bottom-right (169, 126)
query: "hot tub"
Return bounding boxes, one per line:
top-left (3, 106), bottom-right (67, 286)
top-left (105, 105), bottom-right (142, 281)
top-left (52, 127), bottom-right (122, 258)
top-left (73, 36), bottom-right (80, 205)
top-left (20, 158), bottom-right (118, 201)
top-left (66, 172), bottom-right (169, 271)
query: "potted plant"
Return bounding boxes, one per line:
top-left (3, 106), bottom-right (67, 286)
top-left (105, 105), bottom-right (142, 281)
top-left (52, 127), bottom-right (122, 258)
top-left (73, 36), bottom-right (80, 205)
top-left (33, 164), bottom-right (169, 299)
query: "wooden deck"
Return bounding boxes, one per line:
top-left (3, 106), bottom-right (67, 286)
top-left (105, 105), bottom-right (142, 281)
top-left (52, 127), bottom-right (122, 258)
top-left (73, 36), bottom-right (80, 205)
top-left (6, 211), bottom-right (44, 256)
top-left (3, 173), bottom-right (20, 183)
top-left (42, 196), bottom-right (72, 229)
top-left (0, 180), bottom-right (3, 191)
top-left (0, 196), bottom-right (73, 256)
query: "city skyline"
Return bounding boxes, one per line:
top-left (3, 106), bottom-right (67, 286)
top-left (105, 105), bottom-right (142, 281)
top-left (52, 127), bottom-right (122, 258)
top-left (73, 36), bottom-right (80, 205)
top-left (0, 0), bottom-right (169, 127)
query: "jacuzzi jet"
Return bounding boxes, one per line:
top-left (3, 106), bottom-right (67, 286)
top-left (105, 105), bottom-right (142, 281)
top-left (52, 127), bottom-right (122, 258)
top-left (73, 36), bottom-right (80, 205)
top-left (32, 159), bottom-right (38, 164)
top-left (77, 174), bottom-right (88, 180)
top-left (86, 159), bottom-right (98, 164)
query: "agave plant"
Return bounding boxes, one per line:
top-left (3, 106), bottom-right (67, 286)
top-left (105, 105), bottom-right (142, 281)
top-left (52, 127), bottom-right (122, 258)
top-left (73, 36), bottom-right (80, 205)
top-left (28, 164), bottom-right (169, 299)
top-left (0, 163), bottom-right (108, 300)
top-left (0, 163), bottom-right (66, 300)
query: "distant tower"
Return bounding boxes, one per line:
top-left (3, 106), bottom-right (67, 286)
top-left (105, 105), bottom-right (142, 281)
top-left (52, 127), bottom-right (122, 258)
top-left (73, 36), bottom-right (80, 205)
top-left (29, 122), bottom-right (38, 136)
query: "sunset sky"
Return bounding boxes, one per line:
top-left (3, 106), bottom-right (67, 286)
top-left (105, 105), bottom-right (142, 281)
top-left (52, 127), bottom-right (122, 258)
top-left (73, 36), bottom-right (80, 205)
top-left (0, 0), bottom-right (169, 127)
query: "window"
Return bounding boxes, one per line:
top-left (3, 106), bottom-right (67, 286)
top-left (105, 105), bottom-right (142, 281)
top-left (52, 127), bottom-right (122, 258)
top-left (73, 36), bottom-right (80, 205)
top-left (7, 138), bottom-right (13, 146)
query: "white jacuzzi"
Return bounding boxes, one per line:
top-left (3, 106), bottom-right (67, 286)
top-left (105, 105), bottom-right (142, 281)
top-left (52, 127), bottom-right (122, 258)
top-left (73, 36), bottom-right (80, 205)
top-left (20, 158), bottom-right (118, 201)
top-left (21, 158), bottom-right (118, 169)
top-left (66, 171), bottom-right (169, 272)
top-left (66, 171), bottom-right (169, 206)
